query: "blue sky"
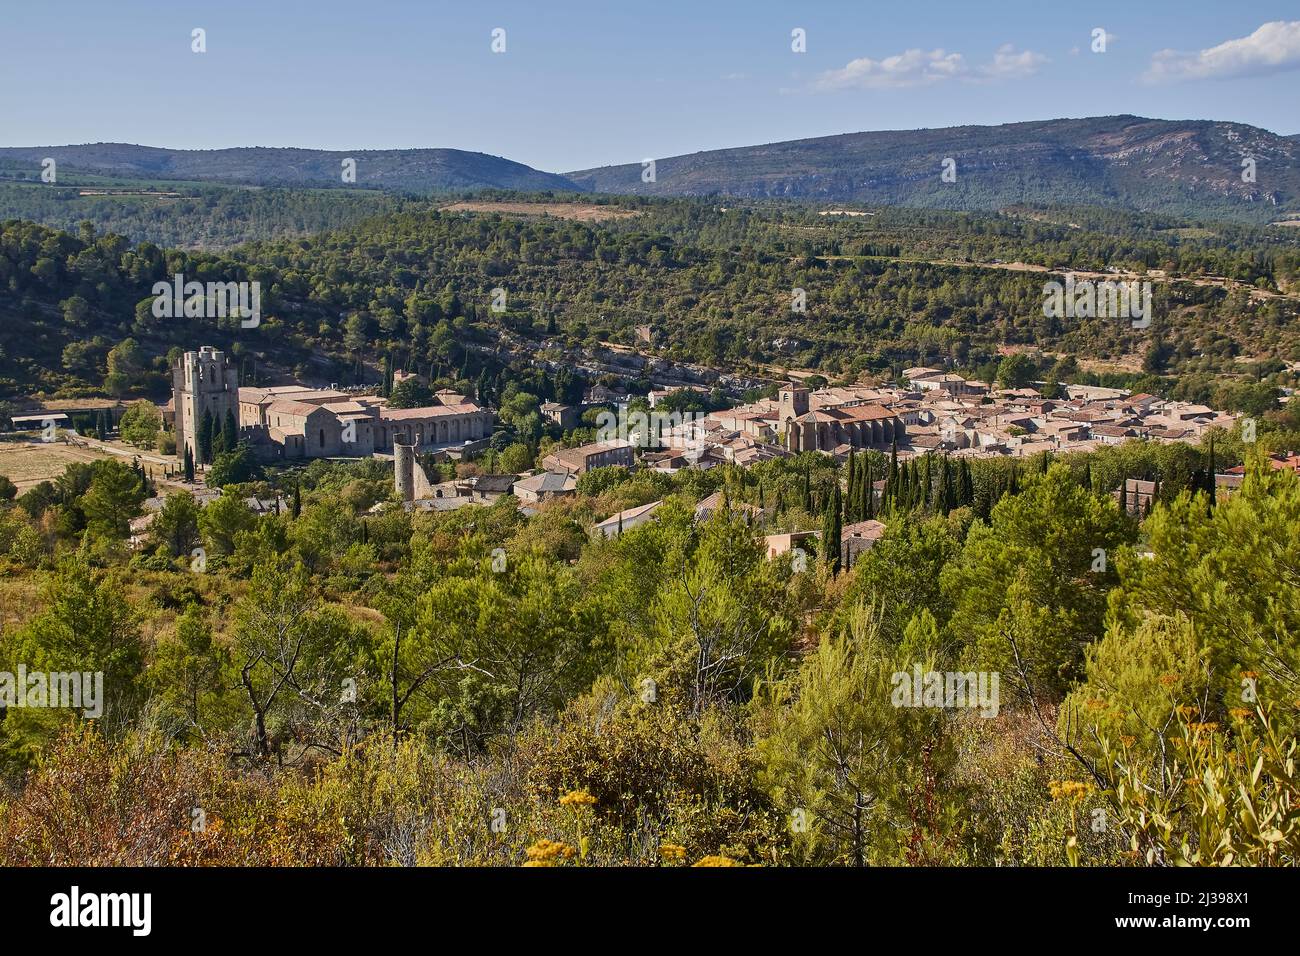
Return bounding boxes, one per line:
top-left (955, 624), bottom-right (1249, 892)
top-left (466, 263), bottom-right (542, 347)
top-left (2, 0), bottom-right (1297, 172)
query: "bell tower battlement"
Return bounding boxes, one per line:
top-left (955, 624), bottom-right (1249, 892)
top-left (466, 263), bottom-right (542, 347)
top-left (172, 346), bottom-right (239, 465)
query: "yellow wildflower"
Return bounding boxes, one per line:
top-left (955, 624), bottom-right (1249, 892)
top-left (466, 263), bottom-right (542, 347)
top-left (1048, 779), bottom-right (1092, 802)
top-left (524, 839), bottom-right (576, 865)
top-left (659, 843), bottom-right (687, 862)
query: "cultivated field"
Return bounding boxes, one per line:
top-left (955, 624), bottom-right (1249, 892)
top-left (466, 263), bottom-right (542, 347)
top-left (0, 437), bottom-right (118, 492)
top-left (440, 200), bottom-right (640, 221)
top-left (0, 433), bottom-right (194, 494)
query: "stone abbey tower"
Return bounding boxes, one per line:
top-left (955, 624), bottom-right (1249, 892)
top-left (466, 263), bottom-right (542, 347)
top-left (394, 440), bottom-right (416, 502)
top-left (172, 346), bottom-right (238, 465)
top-left (393, 440), bottom-right (433, 502)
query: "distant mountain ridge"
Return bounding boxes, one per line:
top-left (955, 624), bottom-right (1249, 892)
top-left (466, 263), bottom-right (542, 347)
top-left (0, 143), bottom-right (581, 194)
top-left (4, 116), bottom-right (1299, 221)
top-left (566, 116), bottom-right (1300, 222)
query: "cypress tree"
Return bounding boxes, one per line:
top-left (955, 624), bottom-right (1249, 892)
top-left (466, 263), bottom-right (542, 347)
top-left (863, 456), bottom-right (874, 519)
top-left (920, 454), bottom-right (932, 512)
top-left (940, 455), bottom-right (956, 514)
top-left (222, 409), bottom-right (238, 454)
top-left (845, 452), bottom-right (858, 523)
top-left (1207, 435), bottom-right (1217, 506)
top-left (822, 482), bottom-right (842, 576)
top-left (198, 409), bottom-right (214, 465)
top-left (292, 482), bottom-right (302, 519)
top-left (936, 456), bottom-right (948, 514)
top-left (183, 445), bottom-right (195, 482)
top-left (802, 466), bottom-right (812, 514)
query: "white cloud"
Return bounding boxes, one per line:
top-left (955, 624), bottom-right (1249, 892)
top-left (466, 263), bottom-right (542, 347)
top-left (812, 48), bottom-right (965, 90)
top-left (978, 44), bottom-right (1049, 80)
top-left (1145, 20), bottom-right (1300, 83)
top-left (812, 45), bottom-right (1044, 92)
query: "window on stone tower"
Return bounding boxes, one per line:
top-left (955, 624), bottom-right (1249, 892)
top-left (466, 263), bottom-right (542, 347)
top-left (319, 428), bottom-right (326, 448)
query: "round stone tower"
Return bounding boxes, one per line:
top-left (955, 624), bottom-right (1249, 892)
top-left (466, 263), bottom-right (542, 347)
top-left (394, 441), bottom-right (415, 502)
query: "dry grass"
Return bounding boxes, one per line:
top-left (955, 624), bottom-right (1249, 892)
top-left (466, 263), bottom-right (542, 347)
top-left (1077, 354), bottom-right (1146, 375)
top-left (0, 437), bottom-right (116, 492)
top-left (440, 201), bottom-right (640, 222)
top-left (0, 571), bottom-right (42, 633)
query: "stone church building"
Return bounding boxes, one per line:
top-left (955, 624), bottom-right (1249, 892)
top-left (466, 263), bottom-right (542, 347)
top-left (172, 346), bottom-right (239, 465)
top-left (172, 347), bottom-right (492, 463)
